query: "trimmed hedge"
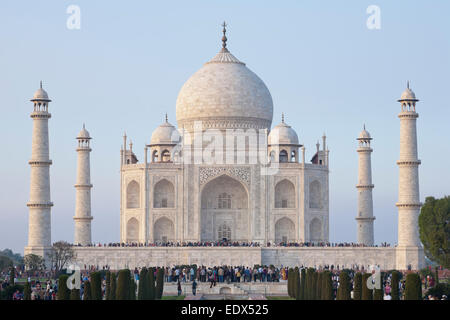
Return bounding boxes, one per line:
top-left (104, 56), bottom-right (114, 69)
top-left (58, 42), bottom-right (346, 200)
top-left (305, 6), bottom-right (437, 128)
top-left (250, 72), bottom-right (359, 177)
top-left (105, 271), bottom-right (111, 300)
top-left (116, 269), bottom-right (131, 300)
top-left (300, 268), bottom-right (306, 300)
top-left (155, 267), bottom-right (164, 299)
top-left (337, 271), bottom-right (351, 300)
top-left (361, 273), bottom-right (373, 300)
top-left (23, 282), bottom-right (32, 300)
top-left (405, 273), bottom-right (422, 300)
top-left (83, 281), bottom-right (91, 300)
top-left (321, 271), bottom-right (333, 300)
top-left (138, 268), bottom-right (148, 300)
top-left (353, 272), bottom-right (362, 300)
top-left (90, 272), bottom-right (102, 300)
top-left (390, 270), bottom-right (400, 300)
top-left (110, 272), bottom-right (116, 300)
top-left (148, 267), bottom-right (155, 300)
top-left (57, 275), bottom-right (70, 300)
top-left (70, 289), bottom-right (80, 300)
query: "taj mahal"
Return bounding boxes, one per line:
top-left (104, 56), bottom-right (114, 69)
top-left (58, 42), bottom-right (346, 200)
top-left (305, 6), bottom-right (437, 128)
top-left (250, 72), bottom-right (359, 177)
top-left (24, 24), bottom-right (424, 271)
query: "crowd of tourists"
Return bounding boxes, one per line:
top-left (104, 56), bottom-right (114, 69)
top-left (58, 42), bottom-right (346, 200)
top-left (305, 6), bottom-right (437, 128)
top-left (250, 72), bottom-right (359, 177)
top-left (72, 241), bottom-right (391, 248)
top-left (1, 264), bottom-right (447, 300)
top-left (159, 265), bottom-right (286, 285)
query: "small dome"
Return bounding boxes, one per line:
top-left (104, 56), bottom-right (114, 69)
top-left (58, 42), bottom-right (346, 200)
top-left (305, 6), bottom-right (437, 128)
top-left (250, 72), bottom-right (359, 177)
top-left (268, 119), bottom-right (299, 145)
top-left (77, 125), bottom-right (91, 139)
top-left (358, 128), bottom-right (371, 140)
top-left (399, 88), bottom-right (417, 101)
top-left (31, 82), bottom-right (51, 101)
top-left (150, 119), bottom-right (179, 145)
top-left (398, 82), bottom-right (418, 101)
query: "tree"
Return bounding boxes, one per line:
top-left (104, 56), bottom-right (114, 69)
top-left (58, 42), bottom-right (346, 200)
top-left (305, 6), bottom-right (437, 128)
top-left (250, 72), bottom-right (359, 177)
top-left (305, 268), bottom-right (315, 300)
top-left (0, 256), bottom-right (13, 272)
top-left (316, 271), bottom-right (322, 300)
top-left (0, 249), bottom-right (24, 266)
top-left (435, 266), bottom-right (439, 285)
top-left (138, 268), bottom-right (148, 300)
top-left (300, 268), bottom-right (306, 300)
top-left (47, 241), bottom-right (76, 274)
top-left (311, 271), bottom-right (318, 300)
top-left (425, 283), bottom-right (450, 299)
top-left (110, 272), bottom-right (116, 300)
top-left (361, 273), bottom-right (373, 300)
top-left (294, 267), bottom-right (300, 300)
top-left (116, 269), bottom-right (131, 300)
top-left (57, 274), bottom-right (70, 300)
top-left (105, 271), bottom-right (111, 300)
top-left (70, 288), bottom-right (80, 300)
top-left (337, 271), bottom-right (351, 300)
top-left (353, 272), bottom-right (362, 300)
top-left (287, 268), bottom-right (293, 298)
top-left (23, 281), bottom-right (32, 300)
top-left (155, 267), bottom-right (164, 299)
top-left (90, 272), bottom-right (102, 300)
top-left (390, 271), bottom-right (401, 300)
top-left (404, 273), bottom-right (422, 300)
top-left (24, 254), bottom-right (45, 272)
top-left (321, 271), bottom-right (333, 300)
top-left (9, 267), bottom-right (15, 285)
top-left (147, 268), bottom-right (155, 300)
top-left (129, 276), bottom-right (137, 300)
top-left (83, 280), bottom-right (91, 300)
top-left (419, 196), bottom-right (450, 268)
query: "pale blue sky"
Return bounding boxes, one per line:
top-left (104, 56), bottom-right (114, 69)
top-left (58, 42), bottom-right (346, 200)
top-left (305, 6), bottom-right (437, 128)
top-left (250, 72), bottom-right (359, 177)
top-left (0, 1), bottom-right (449, 253)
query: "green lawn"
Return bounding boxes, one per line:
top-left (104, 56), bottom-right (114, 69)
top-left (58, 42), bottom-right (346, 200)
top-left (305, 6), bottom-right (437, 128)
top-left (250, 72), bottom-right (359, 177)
top-left (266, 296), bottom-right (294, 300)
top-left (161, 295), bottom-right (186, 300)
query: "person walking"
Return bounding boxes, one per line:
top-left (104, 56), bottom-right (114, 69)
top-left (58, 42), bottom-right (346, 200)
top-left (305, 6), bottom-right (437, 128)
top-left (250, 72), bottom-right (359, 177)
top-left (192, 279), bottom-right (197, 296)
top-left (177, 280), bottom-right (182, 296)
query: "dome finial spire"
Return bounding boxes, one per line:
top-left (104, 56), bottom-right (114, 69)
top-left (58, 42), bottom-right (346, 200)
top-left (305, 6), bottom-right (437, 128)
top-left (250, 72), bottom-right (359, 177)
top-left (221, 21), bottom-right (228, 51)
top-left (165, 113), bottom-right (168, 122)
top-left (40, 80), bottom-right (42, 89)
top-left (281, 112), bottom-right (285, 123)
top-left (407, 80), bottom-right (410, 89)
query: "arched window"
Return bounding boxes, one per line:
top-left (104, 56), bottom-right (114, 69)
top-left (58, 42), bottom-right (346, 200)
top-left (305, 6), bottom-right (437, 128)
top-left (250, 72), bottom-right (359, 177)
top-left (126, 218), bottom-right (139, 242)
top-left (152, 150), bottom-right (158, 162)
top-left (218, 223), bottom-right (231, 240)
top-left (310, 218), bottom-right (322, 242)
top-left (161, 149), bottom-right (171, 162)
top-left (275, 179), bottom-right (295, 208)
top-left (279, 150), bottom-right (288, 163)
top-left (218, 193), bottom-right (231, 209)
top-left (275, 217), bottom-right (295, 243)
top-left (126, 180), bottom-right (140, 209)
top-left (309, 180), bottom-right (322, 209)
top-left (153, 217), bottom-right (174, 242)
top-left (153, 179), bottom-right (175, 208)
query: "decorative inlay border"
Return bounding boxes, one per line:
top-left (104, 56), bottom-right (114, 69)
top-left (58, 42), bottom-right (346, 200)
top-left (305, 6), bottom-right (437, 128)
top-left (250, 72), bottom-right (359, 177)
top-left (199, 166), bottom-right (250, 187)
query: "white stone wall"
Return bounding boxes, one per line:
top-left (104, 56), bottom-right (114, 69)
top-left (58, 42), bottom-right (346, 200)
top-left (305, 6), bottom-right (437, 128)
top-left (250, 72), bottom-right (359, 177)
top-left (71, 247), bottom-right (413, 270)
top-left (119, 150), bottom-right (330, 245)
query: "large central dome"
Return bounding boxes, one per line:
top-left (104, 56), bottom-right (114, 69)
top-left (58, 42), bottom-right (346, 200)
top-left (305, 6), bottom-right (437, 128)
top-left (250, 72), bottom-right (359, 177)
top-left (176, 28), bottom-right (273, 131)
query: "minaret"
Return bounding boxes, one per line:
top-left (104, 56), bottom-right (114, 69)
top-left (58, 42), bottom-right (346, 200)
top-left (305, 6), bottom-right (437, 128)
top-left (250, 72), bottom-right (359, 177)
top-left (396, 82), bottom-right (424, 269)
top-left (25, 82), bottom-right (53, 259)
top-left (74, 125), bottom-right (93, 245)
top-left (356, 125), bottom-right (375, 246)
